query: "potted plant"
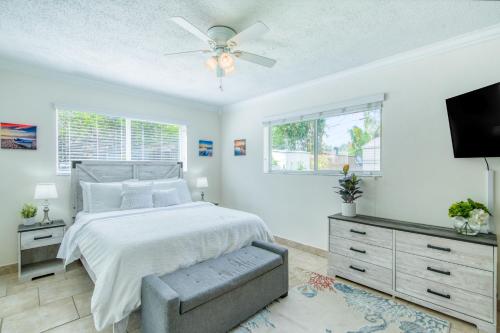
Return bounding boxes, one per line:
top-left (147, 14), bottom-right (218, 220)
top-left (20, 203), bottom-right (38, 225)
top-left (335, 164), bottom-right (362, 217)
top-left (448, 198), bottom-right (491, 236)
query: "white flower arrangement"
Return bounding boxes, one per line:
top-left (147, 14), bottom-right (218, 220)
top-left (468, 208), bottom-right (489, 226)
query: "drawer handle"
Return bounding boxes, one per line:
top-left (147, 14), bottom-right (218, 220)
top-left (349, 265), bottom-right (366, 273)
top-left (349, 247), bottom-right (366, 254)
top-left (427, 288), bottom-right (451, 299)
top-left (34, 235), bottom-right (53, 240)
top-left (427, 244), bottom-right (451, 252)
top-left (350, 229), bottom-right (366, 235)
top-left (427, 266), bottom-right (451, 276)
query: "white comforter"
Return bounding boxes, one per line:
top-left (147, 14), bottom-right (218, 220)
top-left (57, 202), bottom-right (273, 330)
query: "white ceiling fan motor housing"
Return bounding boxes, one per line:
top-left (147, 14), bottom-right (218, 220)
top-left (207, 26), bottom-right (237, 48)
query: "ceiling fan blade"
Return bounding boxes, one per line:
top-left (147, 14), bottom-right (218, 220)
top-left (228, 21), bottom-right (269, 46)
top-left (164, 50), bottom-right (211, 56)
top-left (171, 17), bottom-right (214, 45)
top-left (233, 51), bottom-right (276, 68)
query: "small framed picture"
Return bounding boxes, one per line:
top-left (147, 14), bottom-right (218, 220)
top-left (234, 139), bottom-right (246, 156)
top-left (199, 140), bottom-right (213, 157)
top-left (1, 123), bottom-right (37, 150)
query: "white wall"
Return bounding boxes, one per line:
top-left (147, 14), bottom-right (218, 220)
top-left (221, 37), bottom-right (500, 251)
top-left (0, 64), bottom-right (221, 267)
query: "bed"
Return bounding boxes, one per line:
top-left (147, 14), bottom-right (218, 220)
top-left (57, 161), bottom-right (273, 331)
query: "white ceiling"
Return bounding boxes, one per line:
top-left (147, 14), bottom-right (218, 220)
top-left (1, 1), bottom-right (500, 106)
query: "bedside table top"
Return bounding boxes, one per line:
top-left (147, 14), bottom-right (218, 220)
top-left (18, 220), bottom-right (65, 233)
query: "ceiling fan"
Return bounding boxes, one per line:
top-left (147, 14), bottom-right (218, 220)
top-left (166, 17), bottom-right (277, 90)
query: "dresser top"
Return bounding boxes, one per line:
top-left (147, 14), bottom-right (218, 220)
top-left (18, 220), bottom-right (65, 233)
top-left (329, 214), bottom-right (497, 246)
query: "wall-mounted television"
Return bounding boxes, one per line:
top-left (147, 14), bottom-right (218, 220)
top-left (446, 82), bottom-right (500, 158)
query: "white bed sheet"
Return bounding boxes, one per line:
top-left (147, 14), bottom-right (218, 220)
top-left (57, 202), bottom-right (273, 330)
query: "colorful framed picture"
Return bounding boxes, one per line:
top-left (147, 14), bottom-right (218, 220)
top-left (234, 139), bottom-right (246, 156)
top-left (1, 123), bottom-right (37, 150)
top-left (199, 140), bottom-right (213, 157)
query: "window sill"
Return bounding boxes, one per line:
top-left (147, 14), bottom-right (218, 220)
top-left (265, 170), bottom-right (382, 177)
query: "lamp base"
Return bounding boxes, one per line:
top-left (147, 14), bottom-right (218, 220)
top-left (40, 206), bottom-right (53, 225)
top-left (201, 191), bottom-right (205, 201)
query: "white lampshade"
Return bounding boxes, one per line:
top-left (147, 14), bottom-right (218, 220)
top-left (34, 183), bottom-right (58, 200)
top-left (196, 177), bottom-right (208, 189)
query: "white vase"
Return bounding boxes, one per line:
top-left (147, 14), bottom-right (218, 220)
top-left (341, 202), bottom-right (356, 217)
top-left (23, 217), bottom-right (36, 226)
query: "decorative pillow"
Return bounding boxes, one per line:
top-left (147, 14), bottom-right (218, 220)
top-left (153, 179), bottom-right (192, 204)
top-left (153, 189), bottom-right (182, 208)
top-left (120, 183), bottom-right (154, 210)
top-left (80, 181), bottom-right (123, 213)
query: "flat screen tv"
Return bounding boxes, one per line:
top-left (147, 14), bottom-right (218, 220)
top-left (446, 82), bottom-right (500, 157)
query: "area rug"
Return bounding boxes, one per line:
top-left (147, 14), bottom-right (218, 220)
top-left (233, 270), bottom-right (450, 333)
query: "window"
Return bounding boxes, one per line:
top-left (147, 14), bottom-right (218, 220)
top-left (265, 98), bottom-right (382, 175)
top-left (56, 109), bottom-right (186, 174)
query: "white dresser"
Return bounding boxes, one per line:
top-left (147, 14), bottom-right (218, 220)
top-left (328, 214), bottom-right (497, 333)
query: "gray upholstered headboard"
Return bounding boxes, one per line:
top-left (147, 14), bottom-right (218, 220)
top-left (70, 160), bottom-right (183, 220)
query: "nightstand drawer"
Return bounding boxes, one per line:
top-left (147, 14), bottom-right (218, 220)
top-left (20, 227), bottom-right (64, 250)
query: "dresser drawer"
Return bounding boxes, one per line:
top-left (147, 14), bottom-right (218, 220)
top-left (396, 272), bottom-right (493, 322)
top-left (330, 219), bottom-right (393, 249)
top-left (395, 231), bottom-right (493, 271)
top-left (20, 227), bottom-right (64, 250)
top-left (330, 236), bottom-right (392, 269)
top-left (329, 253), bottom-right (392, 291)
top-left (396, 251), bottom-right (493, 297)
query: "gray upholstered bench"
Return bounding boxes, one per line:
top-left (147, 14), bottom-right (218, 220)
top-left (141, 241), bottom-right (288, 333)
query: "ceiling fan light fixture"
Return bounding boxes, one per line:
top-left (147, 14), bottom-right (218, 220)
top-left (218, 52), bottom-right (234, 69)
top-left (205, 56), bottom-right (218, 71)
top-left (224, 65), bottom-right (235, 75)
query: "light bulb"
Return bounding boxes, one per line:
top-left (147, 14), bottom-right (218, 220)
top-left (205, 56), bottom-right (217, 71)
top-left (224, 65), bottom-right (235, 75)
top-left (218, 52), bottom-right (234, 69)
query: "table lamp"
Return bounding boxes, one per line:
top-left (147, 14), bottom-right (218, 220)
top-left (196, 177), bottom-right (208, 201)
top-left (34, 183), bottom-right (58, 224)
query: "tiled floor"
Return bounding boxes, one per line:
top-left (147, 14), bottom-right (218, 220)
top-left (0, 243), bottom-right (493, 333)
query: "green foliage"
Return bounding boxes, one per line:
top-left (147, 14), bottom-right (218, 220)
top-left (271, 121), bottom-right (315, 151)
top-left (20, 203), bottom-right (37, 219)
top-left (448, 198), bottom-right (491, 218)
top-left (334, 164), bottom-right (363, 203)
top-left (347, 111), bottom-right (381, 159)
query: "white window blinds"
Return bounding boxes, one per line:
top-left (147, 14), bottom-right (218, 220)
top-left (56, 109), bottom-right (186, 174)
top-left (57, 110), bottom-right (126, 173)
top-left (131, 120), bottom-right (182, 161)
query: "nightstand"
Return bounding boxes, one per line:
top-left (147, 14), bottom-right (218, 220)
top-left (17, 220), bottom-right (66, 281)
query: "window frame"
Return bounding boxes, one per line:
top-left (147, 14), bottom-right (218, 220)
top-left (55, 108), bottom-right (187, 175)
top-left (265, 105), bottom-right (382, 177)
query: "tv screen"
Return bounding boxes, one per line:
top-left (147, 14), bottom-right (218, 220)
top-left (446, 82), bottom-right (500, 158)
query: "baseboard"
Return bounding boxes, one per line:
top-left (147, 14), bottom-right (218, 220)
top-left (0, 263), bottom-right (17, 276)
top-left (274, 236), bottom-right (328, 258)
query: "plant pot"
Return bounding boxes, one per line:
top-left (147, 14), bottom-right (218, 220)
top-left (341, 202), bottom-right (356, 217)
top-left (452, 216), bottom-right (480, 236)
top-left (23, 217), bottom-right (36, 226)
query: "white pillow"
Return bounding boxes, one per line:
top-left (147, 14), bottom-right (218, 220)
top-left (153, 179), bottom-right (192, 204)
top-left (80, 181), bottom-right (123, 213)
top-left (80, 181), bottom-right (90, 212)
top-left (153, 189), bottom-right (181, 208)
top-left (120, 183), bottom-right (153, 210)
